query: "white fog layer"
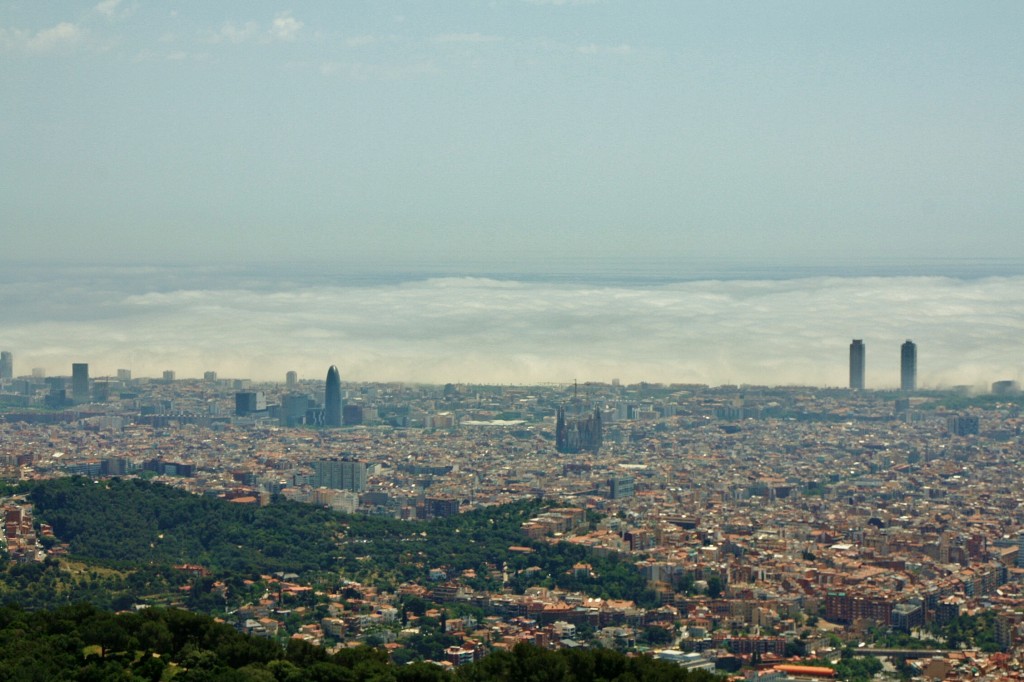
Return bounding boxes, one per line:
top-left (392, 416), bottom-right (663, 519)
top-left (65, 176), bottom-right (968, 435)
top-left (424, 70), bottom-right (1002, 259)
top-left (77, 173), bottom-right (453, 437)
top-left (2, 268), bottom-right (1021, 389)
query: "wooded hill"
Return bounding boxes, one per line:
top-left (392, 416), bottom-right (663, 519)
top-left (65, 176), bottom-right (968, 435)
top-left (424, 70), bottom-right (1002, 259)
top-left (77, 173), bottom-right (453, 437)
top-left (18, 477), bottom-right (658, 610)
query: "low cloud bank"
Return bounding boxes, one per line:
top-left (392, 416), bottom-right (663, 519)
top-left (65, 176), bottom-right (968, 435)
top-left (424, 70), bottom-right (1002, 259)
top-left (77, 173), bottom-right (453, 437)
top-left (3, 271), bottom-right (1022, 388)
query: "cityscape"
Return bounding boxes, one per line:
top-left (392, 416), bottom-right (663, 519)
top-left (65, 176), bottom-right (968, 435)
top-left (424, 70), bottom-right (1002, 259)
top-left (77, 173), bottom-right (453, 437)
top-left (3, 0), bottom-right (1024, 679)
top-left (2, 346), bottom-right (1024, 679)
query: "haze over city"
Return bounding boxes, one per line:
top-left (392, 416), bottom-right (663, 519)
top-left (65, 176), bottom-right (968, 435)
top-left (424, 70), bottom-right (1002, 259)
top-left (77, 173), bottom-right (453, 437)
top-left (1, 263), bottom-right (1022, 388)
top-left (2, 2), bottom-right (1022, 386)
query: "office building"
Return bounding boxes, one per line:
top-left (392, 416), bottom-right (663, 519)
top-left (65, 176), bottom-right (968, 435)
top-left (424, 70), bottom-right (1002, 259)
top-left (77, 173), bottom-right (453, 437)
top-left (281, 393), bottom-right (311, 427)
top-left (92, 381), bottom-right (113, 402)
top-left (900, 340), bottom-right (917, 391)
top-left (343, 404), bottom-right (363, 426)
top-left (423, 496), bottom-right (460, 519)
top-left (286, 370), bottom-right (298, 388)
top-left (235, 391), bottom-right (266, 416)
top-left (948, 415), bottom-right (980, 437)
top-left (312, 457), bottom-right (366, 492)
top-left (117, 369), bottom-right (131, 382)
top-left (849, 340), bottom-right (865, 390)
top-left (162, 370), bottom-right (176, 383)
top-left (608, 476), bottom-right (635, 500)
top-left (992, 380), bottom-right (1021, 396)
top-left (204, 371), bottom-right (217, 382)
top-left (0, 351), bottom-right (12, 380)
top-left (72, 363), bottom-right (89, 403)
top-left (324, 365), bottom-right (343, 427)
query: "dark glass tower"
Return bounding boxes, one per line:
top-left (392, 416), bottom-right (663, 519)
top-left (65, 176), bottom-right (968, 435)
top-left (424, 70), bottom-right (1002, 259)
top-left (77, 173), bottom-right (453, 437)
top-left (849, 339), bottom-right (865, 390)
top-left (72, 363), bottom-right (89, 403)
top-left (324, 365), bottom-right (342, 427)
top-left (901, 340), bottom-right (917, 391)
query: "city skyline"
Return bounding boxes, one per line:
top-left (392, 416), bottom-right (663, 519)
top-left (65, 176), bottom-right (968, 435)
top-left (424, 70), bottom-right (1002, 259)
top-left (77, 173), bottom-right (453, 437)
top-left (2, 267), bottom-right (1023, 389)
top-left (3, 2), bottom-right (1023, 393)
top-left (2, 333), bottom-right (1017, 395)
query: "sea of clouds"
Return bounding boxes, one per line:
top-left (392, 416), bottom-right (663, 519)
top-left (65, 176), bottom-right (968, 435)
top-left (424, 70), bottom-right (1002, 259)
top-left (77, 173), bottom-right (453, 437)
top-left (2, 266), bottom-right (1022, 389)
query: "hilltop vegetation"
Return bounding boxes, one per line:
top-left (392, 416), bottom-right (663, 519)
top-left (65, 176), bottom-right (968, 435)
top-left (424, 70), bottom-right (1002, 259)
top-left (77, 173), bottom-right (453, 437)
top-left (15, 478), bottom-right (655, 612)
top-left (0, 602), bottom-right (721, 682)
top-left (27, 477), bottom-right (343, 575)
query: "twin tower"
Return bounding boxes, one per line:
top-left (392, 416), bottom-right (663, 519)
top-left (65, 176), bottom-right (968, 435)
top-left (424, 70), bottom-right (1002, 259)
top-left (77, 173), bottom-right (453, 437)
top-left (850, 339), bottom-right (916, 391)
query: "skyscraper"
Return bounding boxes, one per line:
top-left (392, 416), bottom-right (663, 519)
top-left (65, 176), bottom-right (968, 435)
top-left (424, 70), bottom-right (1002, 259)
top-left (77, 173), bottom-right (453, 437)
top-left (0, 351), bottom-right (12, 380)
top-left (72, 363), bottom-right (89, 403)
top-left (901, 340), bottom-right (917, 392)
top-left (286, 370), bottom-right (298, 388)
top-left (324, 365), bottom-right (342, 427)
top-left (849, 340), bottom-right (865, 390)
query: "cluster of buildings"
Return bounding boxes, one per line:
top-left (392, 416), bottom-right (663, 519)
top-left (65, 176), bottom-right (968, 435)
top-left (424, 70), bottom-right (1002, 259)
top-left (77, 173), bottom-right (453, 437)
top-left (1, 500), bottom-right (49, 564)
top-left (3, 354), bottom-right (1024, 676)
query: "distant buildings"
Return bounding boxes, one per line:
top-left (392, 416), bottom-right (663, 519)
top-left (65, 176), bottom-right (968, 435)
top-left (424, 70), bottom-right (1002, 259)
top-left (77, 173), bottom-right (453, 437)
top-left (901, 340), bottom-right (917, 392)
top-left (0, 351), bottom-right (12, 380)
top-left (992, 380), bottom-right (1021, 396)
top-left (556, 406), bottom-right (603, 454)
top-left (286, 371), bottom-right (298, 388)
top-left (849, 340), bottom-right (865, 390)
top-left (324, 365), bottom-right (342, 427)
top-left (948, 415), bottom-right (980, 436)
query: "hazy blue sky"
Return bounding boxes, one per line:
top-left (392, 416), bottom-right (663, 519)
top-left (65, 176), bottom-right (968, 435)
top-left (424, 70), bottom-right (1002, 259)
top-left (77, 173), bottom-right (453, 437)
top-left (2, 1), bottom-right (1022, 268)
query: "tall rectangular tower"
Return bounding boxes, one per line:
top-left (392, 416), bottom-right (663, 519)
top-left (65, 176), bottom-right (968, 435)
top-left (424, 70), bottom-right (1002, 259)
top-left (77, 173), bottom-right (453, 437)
top-left (71, 363), bottom-right (89, 403)
top-left (901, 340), bottom-right (917, 391)
top-left (0, 351), bottom-right (12, 380)
top-left (849, 340), bottom-right (865, 390)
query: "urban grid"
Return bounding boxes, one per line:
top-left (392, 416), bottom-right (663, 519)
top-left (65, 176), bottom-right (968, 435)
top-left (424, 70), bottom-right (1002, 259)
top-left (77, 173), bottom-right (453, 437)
top-left (1, 344), bottom-right (1024, 680)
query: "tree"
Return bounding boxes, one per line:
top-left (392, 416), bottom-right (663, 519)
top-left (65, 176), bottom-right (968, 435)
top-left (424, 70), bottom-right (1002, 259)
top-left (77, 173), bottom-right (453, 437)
top-left (640, 625), bottom-right (673, 647)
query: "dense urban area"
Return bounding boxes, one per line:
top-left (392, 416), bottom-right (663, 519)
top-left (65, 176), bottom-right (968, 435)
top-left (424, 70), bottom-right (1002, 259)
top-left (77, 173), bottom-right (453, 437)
top-left (2, 355), bottom-right (1024, 681)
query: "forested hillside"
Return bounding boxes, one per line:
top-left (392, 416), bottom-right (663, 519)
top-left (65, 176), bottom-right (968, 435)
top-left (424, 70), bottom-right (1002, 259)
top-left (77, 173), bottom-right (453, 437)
top-left (21, 478), bottom-right (656, 608)
top-left (0, 603), bottom-right (721, 681)
top-left (27, 477), bottom-right (343, 575)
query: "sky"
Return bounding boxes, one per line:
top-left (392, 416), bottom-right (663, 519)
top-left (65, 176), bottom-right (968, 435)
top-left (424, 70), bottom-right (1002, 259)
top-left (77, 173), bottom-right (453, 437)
top-left (3, 2), bottom-right (1023, 387)
top-left (2, 1), bottom-right (1023, 268)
